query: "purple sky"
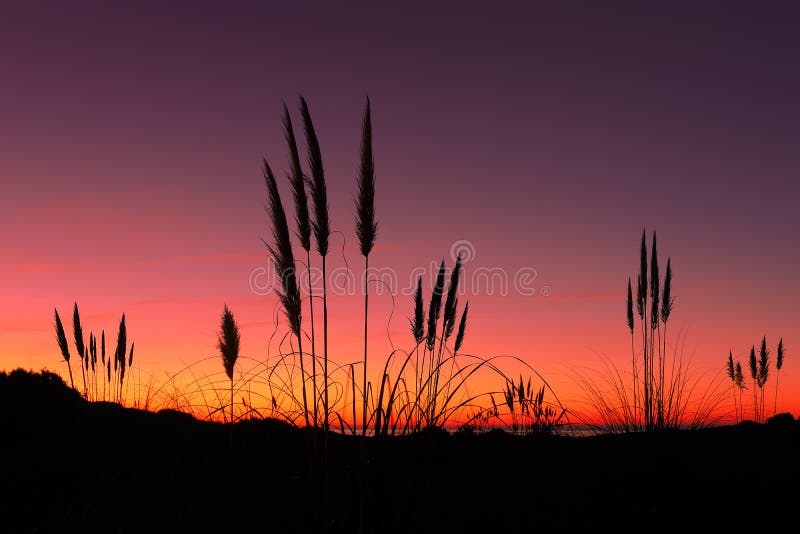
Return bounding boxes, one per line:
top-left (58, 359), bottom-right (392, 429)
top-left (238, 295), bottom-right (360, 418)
top-left (1, 1), bottom-right (798, 410)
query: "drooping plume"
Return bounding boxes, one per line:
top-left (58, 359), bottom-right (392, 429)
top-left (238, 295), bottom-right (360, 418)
top-left (263, 159), bottom-right (302, 336)
top-left (442, 254), bottom-right (463, 340)
top-left (283, 102), bottom-right (311, 252)
top-left (55, 309), bottom-right (70, 364)
top-left (300, 96), bottom-right (330, 257)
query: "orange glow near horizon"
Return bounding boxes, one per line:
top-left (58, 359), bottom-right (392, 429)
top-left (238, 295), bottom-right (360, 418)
top-left (2, 4), bottom-right (798, 428)
top-left (2, 241), bottom-right (797, 426)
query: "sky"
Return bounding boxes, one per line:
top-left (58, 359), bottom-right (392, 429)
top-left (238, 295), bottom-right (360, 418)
top-left (1, 1), bottom-right (798, 423)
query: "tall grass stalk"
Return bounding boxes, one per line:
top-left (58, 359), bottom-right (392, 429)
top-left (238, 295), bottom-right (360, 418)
top-left (757, 336), bottom-right (769, 423)
top-left (300, 96), bottom-right (330, 430)
top-left (774, 338), bottom-right (785, 416)
top-left (114, 314), bottom-right (127, 404)
top-left (356, 97), bottom-right (377, 436)
top-left (263, 158), bottom-right (307, 426)
top-left (73, 302), bottom-right (86, 397)
top-left (734, 361), bottom-right (745, 422)
top-left (726, 351), bottom-right (737, 422)
top-left (218, 304), bottom-right (240, 439)
top-left (425, 261), bottom-right (446, 424)
top-left (635, 231), bottom-right (650, 429)
top-left (626, 277), bottom-right (637, 428)
top-left (410, 277), bottom-right (425, 423)
top-left (748, 346), bottom-right (757, 421)
top-left (283, 102), bottom-right (317, 426)
top-left (611, 231), bottom-right (678, 431)
top-left (436, 254), bottom-right (463, 415)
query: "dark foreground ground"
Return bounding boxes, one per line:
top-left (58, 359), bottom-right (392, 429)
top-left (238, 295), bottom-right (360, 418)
top-left (1, 369), bottom-right (799, 533)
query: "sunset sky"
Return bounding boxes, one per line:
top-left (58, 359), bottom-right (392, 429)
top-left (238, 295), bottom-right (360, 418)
top-left (2, 2), bottom-right (798, 420)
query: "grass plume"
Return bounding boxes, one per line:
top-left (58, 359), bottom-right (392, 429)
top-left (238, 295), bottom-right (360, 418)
top-left (218, 304), bottom-right (241, 427)
top-left (757, 336), bottom-right (769, 422)
top-left (300, 96), bottom-right (330, 432)
top-left (356, 97), bottom-right (377, 436)
top-left (54, 308), bottom-right (74, 389)
top-left (774, 337), bottom-right (785, 416)
top-left (283, 102), bottom-right (318, 425)
top-left (454, 302), bottom-right (469, 354)
top-left (263, 157), bottom-right (307, 426)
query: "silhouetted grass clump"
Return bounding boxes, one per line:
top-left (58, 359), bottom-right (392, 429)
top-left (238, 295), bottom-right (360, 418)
top-left (52, 303), bottom-right (136, 405)
top-left (727, 336), bottom-right (786, 423)
top-left (574, 231), bottom-right (726, 433)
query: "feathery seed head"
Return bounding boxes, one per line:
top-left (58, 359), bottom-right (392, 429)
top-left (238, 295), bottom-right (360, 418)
top-left (355, 97), bottom-right (377, 257)
top-left (264, 158), bottom-right (302, 336)
top-left (299, 96), bottom-right (330, 257)
top-left (726, 351), bottom-right (735, 382)
top-left (661, 258), bottom-right (673, 323)
top-left (454, 302), bottom-right (469, 353)
top-left (218, 305), bottom-right (240, 381)
top-left (283, 102), bottom-right (311, 252)
top-left (54, 308), bottom-right (70, 363)
top-left (426, 260), bottom-right (447, 351)
top-left (73, 302), bottom-right (85, 361)
top-left (626, 278), bottom-right (634, 332)
top-left (410, 277), bottom-right (425, 344)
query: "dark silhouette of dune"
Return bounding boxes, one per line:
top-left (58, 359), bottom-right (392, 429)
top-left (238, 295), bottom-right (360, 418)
top-left (1, 369), bottom-right (798, 533)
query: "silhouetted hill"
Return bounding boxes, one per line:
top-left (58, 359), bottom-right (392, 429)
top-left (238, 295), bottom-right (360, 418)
top-left (1, 369), bottom-right (798, 532)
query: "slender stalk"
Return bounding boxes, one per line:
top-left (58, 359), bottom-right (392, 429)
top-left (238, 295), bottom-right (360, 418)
top-left (263, 158), bottom-right (307, 426)
top-left (307, 250), bottom-right (318, 426)
top-left (749, 346), bottom-right (757, 421)
top-left (322, 255), bottom-right (329, 430)
top-left (355, 97), bottom-right (377, 436)
top-left (351, 364), bottom-right (357, 436)
top-left (626, 278), bottom-right (636, 429)
top-left (284, 103), bottom-right (316, 426)
top-left (773, 338), bottom-right (784, 417)
top-left (362, 255), bottom-right (369, 435)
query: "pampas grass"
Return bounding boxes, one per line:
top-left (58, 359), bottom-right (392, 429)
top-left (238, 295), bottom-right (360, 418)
top-left (283, 102), bottom-right (318, 426)
top-left (54, 308), bottom-right (74, 389)
top-left (218, 304), bottom-right (240, 427)
top-left (356, 97), bottom-right (377, 437)
top-left (454, 302), bottom-right (469, 354)
top-left (735, 361), bottom-right (745, 420)
top-left (757, 336), bottom-right (769, 422)
top-left (73, 303), bottom-right (86, 396)
top-left (572, 231), bottom-right (728, 432)
top-left (263, 157), bottom-right (307, 426)
top-left (774, 337), bottom-right (785, 416)
top-left (115, 314), bottom-right (127, 403)
top-left (300, 96), bottom-right (331, 432)
top-left (726, 351), bottom-right (737, 422)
